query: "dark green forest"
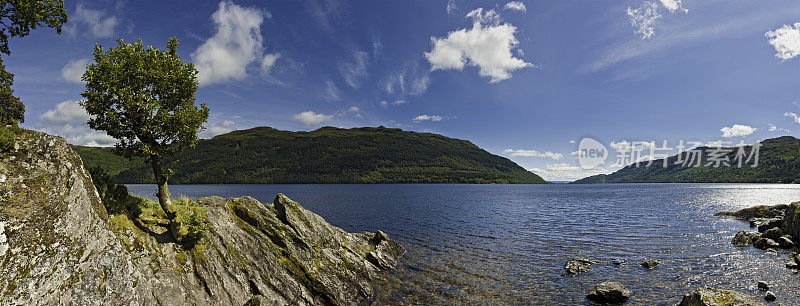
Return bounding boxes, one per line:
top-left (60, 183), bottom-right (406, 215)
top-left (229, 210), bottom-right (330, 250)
top-left (572, 136), bottom-right (800, 184)
top-left (74, 126), bottom-right (547, 184)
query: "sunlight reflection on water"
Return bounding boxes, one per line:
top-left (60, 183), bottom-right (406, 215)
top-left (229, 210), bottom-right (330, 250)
top-left (127, 183), bottom-right (800, 304)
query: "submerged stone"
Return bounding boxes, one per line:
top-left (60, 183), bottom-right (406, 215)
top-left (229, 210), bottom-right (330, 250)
top-left (586, 282), bottom-right (630, 304)
top-left (678, 288), bottom-right (764, 306)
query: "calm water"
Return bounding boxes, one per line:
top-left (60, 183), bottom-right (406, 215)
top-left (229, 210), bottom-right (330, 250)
top-left (127, 183), bottom-right (800, 305)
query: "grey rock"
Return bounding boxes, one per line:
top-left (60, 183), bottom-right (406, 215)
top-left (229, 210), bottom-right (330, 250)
top-left (778, 235), bottom-right (795, 249)
top-left (765, 291), bottom-right (776, 302)
top-left (564, 257), bottom-right (595, 275)
top-left (0, 130), bottom-right (404, 305)
top-left (757, 281), bottom-right (769, 291)
top-left (732, 231), bottom-right (760, 246)
top-left (783, 203), bottom-right (800, 239)
top-left (762, 227), bottom-right (784, 240)
top-left (640, 259), bottom-right (660, 269)
top-left (678, 288), bottom-right (764, 306)
top-left (754, 238), bottom-right (780, 250)
top-left (586, 282), bottom-right (630, 304)
top-left (758, 219), bottom-right (783, 233)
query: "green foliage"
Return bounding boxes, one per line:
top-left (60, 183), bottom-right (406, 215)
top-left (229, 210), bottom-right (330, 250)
top-left (573, 136), bottom-right (800, 184)
top-left (181, 209), bottom-right (208, 249)
top-left (0, 0), bottom-right (68, 55)
top-left (88, 166), bottom-right (140, 216)
top-left (80, 37), bottom-right (209, 161)
top-left (0, 125), bottom-right (14, 156)
top-left (75, 126), bottom-right (548, 184)
top-left (0, 1), bottom-right (67, 126)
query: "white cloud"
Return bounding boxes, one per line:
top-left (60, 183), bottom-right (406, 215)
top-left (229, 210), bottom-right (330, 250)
top-left (569, 140), bottom-right (576, 144)
top-left (786, 112), bottom-right (800, 124)
top-left (769, 122), bottom-right (789, 132)
top-left (412, 115), bottom-right (444, 123)
top-left (385, 64), bottom-right (430, 97)
top-left (61, 58), bottom-right (90, 83)
top-left (192, 1), bottom-right (279, 86)
top-left (425, 8), bottom-right (532, 83)
top-left (201, 120), bottom-right (236, 138)
top-left (720, 124), bottom-right (756, 138)
top-left (529, 163), bottom-right (617, 182)
top-left (37, 100), bottom-right (115, 146)
top-left (39, 100), bottom-right (91, 125)
top-left (766, 22), bottom-right (800, 61)
top-left (658, 0), bottom-right (686, 13)
top-left (339, 51), bottom-right (369, 88)
top-left (65, 3), bottom-right (118, 38)
top-left (447, 0), bottom-right (457, 15)
top-left (379, 100), bottom-right (407, 108)
top-left (503, 149), bottom-right (563, 160)
top-left (504, 2), bottom-right (526, 12)
top-left (626, 0), bottom-right (687, 39)
top-left (261, 53), bottom-right (281, 73)
top-left (609, 140), bottom-right (655, 151)
top-left (294, 111), bottom-right (334, 126)
top-left (322, 79), bottom-right (341, 101)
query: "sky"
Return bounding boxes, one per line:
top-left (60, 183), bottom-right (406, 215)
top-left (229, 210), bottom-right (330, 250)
top-left (7, 0), bottom-right (800, 181)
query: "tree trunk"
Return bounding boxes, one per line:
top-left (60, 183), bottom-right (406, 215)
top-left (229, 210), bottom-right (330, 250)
top-left (151, 157), bottom-right (176, 220)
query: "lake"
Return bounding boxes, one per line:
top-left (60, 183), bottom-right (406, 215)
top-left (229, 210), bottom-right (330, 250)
top-left (127, 183), bottom-right (800, 305)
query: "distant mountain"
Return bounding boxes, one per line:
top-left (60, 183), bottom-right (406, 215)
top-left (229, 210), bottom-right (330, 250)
top-left (74, 126), bottom-right (547, 184)
top-left (572, 136), bottom-right (800, 184)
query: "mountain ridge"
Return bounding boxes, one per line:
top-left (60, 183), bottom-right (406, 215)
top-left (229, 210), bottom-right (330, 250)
top-left (74, 126), bottom-right (547, 184)
top-left (572, 136), bottom-right (800, 184)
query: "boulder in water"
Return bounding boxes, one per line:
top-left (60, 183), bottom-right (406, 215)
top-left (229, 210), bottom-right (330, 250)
top-left (586, 282), bottom-right (630, 304)
top-left (778, 235), bottom-right (795, 249)
top-left (757, 281), bottom-right (769, 291)
top-left (731, 231), bottom-right (760, 246)
top-left (640, 259), bottom-right (660, 269)
top-left (758, 219), bottom-right (783, 233)
top-left (564, 257), bottom-right (595, 275)
top-left (762, 227), bottom-right (783, 240)
top-left (753, 237), bottom-right (780, 250)
top-left (678, 288), bottom-right (764, 306)
top-left (764, 291), bottom-right (776, 302)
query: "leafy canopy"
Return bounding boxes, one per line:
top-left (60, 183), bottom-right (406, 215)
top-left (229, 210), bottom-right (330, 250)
top-left (0, 0), bottom-right (67, 125)
top-left (81, 37), bottom-right (209, 161)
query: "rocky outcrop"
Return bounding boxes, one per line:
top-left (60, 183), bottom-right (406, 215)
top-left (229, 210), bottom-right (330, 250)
top-left (678, 288), bottom-right (764, 306)
top-left (0, 130), bottom-right (404, 305)
top-left (782, 202), bottom-right (800, 238)
top-left (716, 204), bottom-right (787, 220)
top-left (586, 282), bottom-right (630, 304)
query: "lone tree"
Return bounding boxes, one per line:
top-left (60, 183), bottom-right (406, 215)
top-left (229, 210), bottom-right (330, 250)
top-left (0, 0), bottom-right (68, 125)
top-left (81, 37), bottom-right (209, 238)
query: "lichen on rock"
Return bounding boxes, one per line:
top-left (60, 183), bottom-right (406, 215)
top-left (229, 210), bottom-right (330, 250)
top-left (0, 130), bottom-right (405, 305)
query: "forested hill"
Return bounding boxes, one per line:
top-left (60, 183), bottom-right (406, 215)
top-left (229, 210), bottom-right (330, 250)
top-left (571, 136), bottom-right (800, 184)
top-left (74, 126), bottom-right (547, 184)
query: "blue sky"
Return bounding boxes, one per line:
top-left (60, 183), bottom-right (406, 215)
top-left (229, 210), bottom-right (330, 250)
top-left (8, 0), bottom-right (800, 181)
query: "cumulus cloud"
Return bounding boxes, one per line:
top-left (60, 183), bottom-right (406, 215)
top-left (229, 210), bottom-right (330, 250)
top-left (201, 120), bottom-right (236, 138)
top-left (61, 58), bottom-right (90, 83)
top-left (37, 100), bottom-right (115, 146)
top-left (720, 124), bottom-right (756, 138)
top-left (425, 8), bottom-right (532, 82)
top-left (294, 111), bottom-right (334, 126)
top-left (626, 0), bottom-right (687, 39)
top-left (412, 115), bottom-right (444, 122)
top-left (609, 140), bottom-right (654, 151)
top-left (193, 1), bottom-right (280, 86)
top-left (65, 3), bottom-right (118, 38)
top-left (39, 100), bottom-right (91, 125)
top-left (766, 22), bottom-right (800, 61)
top-left (769, 123), bottom-right (789, 133)
top-left (503, 2), bottom-right (526, 12)
top-left (503, 149), bottom-right (563, 160)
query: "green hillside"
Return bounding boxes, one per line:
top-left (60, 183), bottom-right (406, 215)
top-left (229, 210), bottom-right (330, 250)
top-left (572, 136), bottom-right (800, 184)
top-left (75, 126), bottom-right (547, 184)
